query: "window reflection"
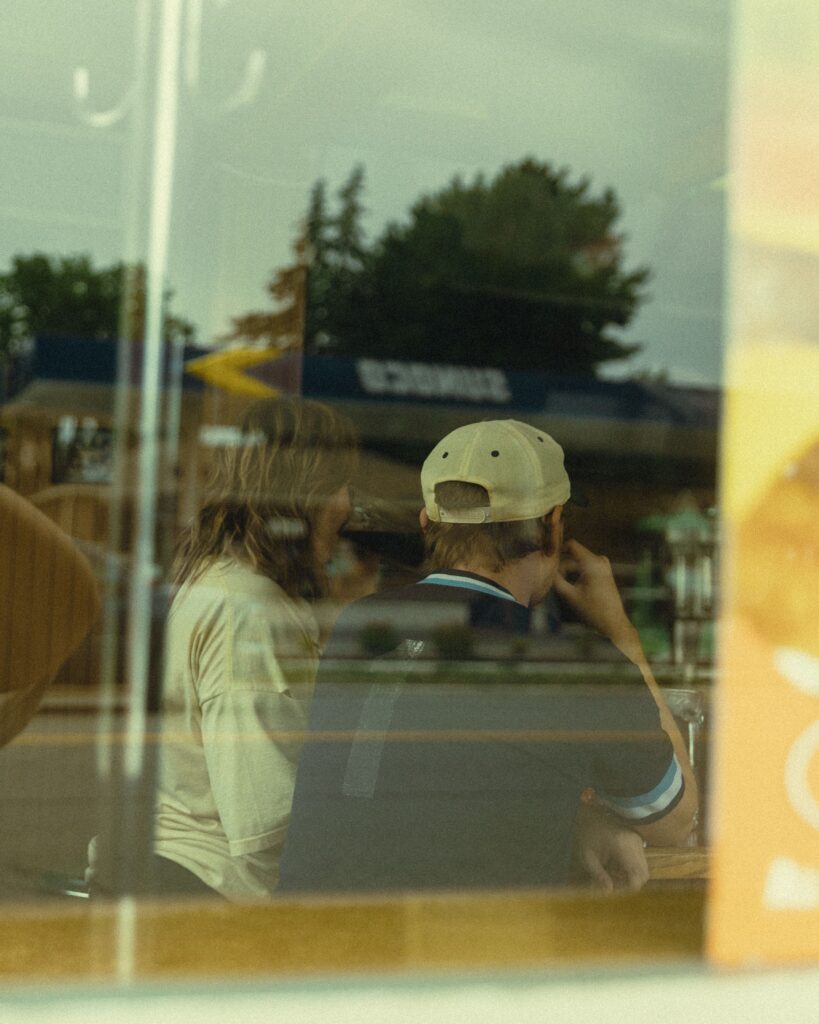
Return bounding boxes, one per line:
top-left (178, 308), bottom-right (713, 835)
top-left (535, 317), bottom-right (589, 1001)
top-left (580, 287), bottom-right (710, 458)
top-left (0, 0), bottom-right (730, 979)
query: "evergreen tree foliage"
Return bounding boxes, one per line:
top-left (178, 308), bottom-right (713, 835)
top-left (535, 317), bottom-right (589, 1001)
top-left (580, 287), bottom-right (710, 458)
top-left (302, 159), bottom-right (648, 376)
top-left (0, 253), bottom-right (196, 362)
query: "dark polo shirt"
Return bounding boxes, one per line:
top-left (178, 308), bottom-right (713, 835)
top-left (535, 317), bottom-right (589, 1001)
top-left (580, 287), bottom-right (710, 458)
top-left (278, 571), bottom-right (682, 893)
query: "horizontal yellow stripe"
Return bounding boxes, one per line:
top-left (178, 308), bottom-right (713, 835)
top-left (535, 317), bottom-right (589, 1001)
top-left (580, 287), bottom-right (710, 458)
top-left (13, 728), bottom-right (664, 747)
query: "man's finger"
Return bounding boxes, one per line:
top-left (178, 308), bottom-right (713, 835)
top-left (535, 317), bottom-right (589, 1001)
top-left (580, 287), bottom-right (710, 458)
top-left (555, 564), bottom-right (580, 585)
top-left (620, 864), bottom-right (649, 891)
top-left (552, 573), bottom-right (577, 601)
top-left (563, 538), bottom-right (593, 559)
top-left (581, 850), bottom-right (614, 891)
top-left (611, 838), bottom-right (650, 891)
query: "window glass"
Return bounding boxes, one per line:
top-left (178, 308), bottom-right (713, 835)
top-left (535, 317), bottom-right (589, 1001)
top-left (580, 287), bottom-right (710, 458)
top-left (0, 0), bottom-right (733, 983)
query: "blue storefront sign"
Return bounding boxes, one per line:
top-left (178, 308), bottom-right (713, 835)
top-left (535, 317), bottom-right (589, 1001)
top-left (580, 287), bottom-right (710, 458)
top-left (20, 337), bottom-right (718, 430)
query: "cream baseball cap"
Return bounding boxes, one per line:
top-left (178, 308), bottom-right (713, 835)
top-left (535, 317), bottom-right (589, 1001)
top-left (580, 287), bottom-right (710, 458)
top-left (421, 419), bottom-right (571, 524)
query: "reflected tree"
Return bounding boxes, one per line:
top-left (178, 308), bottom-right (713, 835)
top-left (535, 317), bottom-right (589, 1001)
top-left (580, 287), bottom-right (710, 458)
top-left (0, 254), bottom-right (196, 363)
top-left (298, 159), bottom-right (649, 376)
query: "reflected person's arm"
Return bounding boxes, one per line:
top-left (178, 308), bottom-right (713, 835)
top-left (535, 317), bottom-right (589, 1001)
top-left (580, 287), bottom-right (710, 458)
top-left (0, 485), bottom-right (100, 747)
top-left (553, 538), bottom-right (698, 846)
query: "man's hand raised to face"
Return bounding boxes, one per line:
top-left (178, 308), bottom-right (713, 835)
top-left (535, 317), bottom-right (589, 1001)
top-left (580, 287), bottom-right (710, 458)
top-left (552, 538), bottom-right (641, 661)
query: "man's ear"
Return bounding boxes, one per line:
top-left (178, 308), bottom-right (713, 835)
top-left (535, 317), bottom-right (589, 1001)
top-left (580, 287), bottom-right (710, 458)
top-left (419, 507), bottom-right (430, 531)
top-left (544, 505), bottom-right (563, 556)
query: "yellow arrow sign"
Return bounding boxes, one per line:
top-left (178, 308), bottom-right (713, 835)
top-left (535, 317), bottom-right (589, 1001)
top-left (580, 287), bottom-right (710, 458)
top-left (185, 346), bottom-right (282, 397)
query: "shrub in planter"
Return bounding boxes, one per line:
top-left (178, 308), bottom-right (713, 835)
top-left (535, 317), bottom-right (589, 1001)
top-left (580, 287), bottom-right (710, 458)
top-left (358, 620), bottom-right (400, 657)
top-left (431, 622), bottom-right (474, 661)
top-left (509, 636), bottom-right (530, 660)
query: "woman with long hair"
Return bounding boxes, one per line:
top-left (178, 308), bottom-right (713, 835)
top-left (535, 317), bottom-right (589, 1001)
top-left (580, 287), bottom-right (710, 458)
top-left (152, 396), bottom-right (358, 899)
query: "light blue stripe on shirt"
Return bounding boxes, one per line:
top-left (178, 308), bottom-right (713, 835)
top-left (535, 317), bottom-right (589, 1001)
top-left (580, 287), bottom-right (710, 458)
top-left (419, 573), bottom-right (517, 603)
top-left (599, 755), bottom-right (683, 820)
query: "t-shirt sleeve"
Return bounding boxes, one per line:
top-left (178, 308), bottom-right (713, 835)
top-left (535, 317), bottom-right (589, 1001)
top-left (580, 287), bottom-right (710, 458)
top-left (200, 687), bottom-right (309, 855)
top-left (595, 750), bottom-right (685, 825)
top-left (589, 683), bottom-right (685, 826)
top-left (194, 586), bottom-right (318, 855)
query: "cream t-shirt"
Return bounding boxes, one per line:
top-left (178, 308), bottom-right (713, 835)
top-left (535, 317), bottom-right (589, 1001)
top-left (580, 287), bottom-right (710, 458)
top-left (154, 558), bottom-right (320, 900)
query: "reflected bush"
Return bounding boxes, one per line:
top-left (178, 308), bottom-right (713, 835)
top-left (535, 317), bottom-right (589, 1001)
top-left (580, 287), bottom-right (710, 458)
top-left (431, 622), bottom-right (474, 661)
top-left (358, 620), bottom-right (400, 657)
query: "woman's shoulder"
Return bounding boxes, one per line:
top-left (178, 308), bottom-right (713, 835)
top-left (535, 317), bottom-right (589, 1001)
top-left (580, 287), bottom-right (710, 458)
top-left (178, 556), bottom-right (274, 592)
top-left (183, 558), bottom-right (316, 628)
top-left (170, 558), bottom-right (269, 611)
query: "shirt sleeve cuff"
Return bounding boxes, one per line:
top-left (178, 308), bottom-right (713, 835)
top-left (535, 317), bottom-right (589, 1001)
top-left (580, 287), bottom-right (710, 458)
top-left (227, 821), bottom-right (288, 857)
top-left (597, 754), bottom-right (685, 824)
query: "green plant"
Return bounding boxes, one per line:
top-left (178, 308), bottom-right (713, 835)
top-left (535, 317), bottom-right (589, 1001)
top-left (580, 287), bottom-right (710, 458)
top-left (358, 621), bottom-right (400, 658)
top-left (509, 636), bottom-right (530, 660)
top-left (431, 622), bottom-right (475, 661)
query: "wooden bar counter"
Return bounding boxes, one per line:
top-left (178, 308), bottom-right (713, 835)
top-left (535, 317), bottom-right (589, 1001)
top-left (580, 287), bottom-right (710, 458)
top-left (0, 852), bottom-right (707, 982)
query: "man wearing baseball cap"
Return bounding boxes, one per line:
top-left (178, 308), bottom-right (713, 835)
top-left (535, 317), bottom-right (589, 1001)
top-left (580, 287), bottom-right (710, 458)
top-left (279, 420), bottom-right (698, 893)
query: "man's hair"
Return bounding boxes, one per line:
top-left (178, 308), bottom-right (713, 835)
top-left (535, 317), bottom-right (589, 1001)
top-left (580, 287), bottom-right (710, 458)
top-left (174, 397), bottom-right (357, 599)
top-left (424, 481), bottom-right (552, 572)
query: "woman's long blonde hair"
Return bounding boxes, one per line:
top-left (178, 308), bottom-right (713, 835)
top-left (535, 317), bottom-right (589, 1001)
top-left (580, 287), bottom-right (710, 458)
top-left (174, 397), bottom-right (357, 598)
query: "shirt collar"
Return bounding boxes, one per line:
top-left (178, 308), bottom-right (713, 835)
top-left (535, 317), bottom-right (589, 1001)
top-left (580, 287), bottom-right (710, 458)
top-left (418, 569), bottom-right (522, 605)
